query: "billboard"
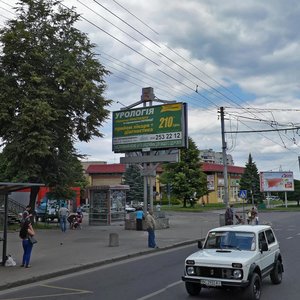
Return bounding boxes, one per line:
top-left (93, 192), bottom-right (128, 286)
top-left (260, 171), bottom-right (294, 192)
top-left (112, 103), bottom-right (187, 153)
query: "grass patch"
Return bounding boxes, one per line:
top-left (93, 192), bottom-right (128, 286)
top-left (262, 204), bottom-right (300, 212)
top-left (161, 201), bottom-right (300, 213)
top-left (161, 203), bottom-right (227, 212)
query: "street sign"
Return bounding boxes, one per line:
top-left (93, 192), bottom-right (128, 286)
top-left (239, 190), bottom-right (247, 199)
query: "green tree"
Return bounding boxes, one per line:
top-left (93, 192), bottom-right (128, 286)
top-left (123, 165), bottom-right (144, 205)
top-left (159, 137), bottom-right (208, 207)
top-left (239, 153), bottom-right (263, 204)
top-left (0, 0), bottom-right (111, 207)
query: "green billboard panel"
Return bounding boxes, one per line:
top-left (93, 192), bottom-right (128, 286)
top-left (112, 103), bottom-right (187, 153)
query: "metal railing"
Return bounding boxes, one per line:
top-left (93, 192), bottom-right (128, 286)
top-left (0, 196), bottom-right (25, 226)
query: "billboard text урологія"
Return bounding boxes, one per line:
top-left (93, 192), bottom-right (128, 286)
top-left (112, 103), bottom-right (187, 153)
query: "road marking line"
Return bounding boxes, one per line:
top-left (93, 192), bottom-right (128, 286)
top-left (136, 280), bottom-right (182, 300)
top-left (40, 284), bottom-right (91, 293)
top-left (0, 285), bottom-right (93, 300)
top-left (0, 291), bottom-right (92, 300)
top-left (286, 237), bottom-right (293, 239)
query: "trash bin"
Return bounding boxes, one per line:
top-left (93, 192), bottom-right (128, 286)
top-left (219, 213), bottom-right (225, 226)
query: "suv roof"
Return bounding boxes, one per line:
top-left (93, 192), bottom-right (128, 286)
top-left (210, 224), bottom-right (271, 233)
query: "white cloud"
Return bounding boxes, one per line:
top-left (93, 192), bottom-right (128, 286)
top-left (2, 0), bottom-right (300, 177)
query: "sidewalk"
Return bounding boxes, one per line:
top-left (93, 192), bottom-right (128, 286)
top-left (0, 211), bottom-right (220, 291)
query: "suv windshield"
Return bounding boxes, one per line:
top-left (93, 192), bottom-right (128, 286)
top-left (204, 231), bottom-right (255, 251)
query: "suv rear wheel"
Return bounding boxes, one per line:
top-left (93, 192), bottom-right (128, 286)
top-left (244, 273), bottom-right (262, 300)
top-left (270, 260), bottom-right (283, 284)
top-left (185, 282), bottom-right (201, 296)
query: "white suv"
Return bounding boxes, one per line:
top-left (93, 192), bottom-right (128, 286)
top-left (182, 225), bottom-right (283, 300)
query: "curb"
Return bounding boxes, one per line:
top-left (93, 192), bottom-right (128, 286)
top-left (0, 239), bottom-right (199, 291)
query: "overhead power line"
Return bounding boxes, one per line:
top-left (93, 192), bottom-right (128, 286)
top-left (111, 0), bottom-right (159, 35)
top-left (61, 3), bottom-right (159, 66)
top-left (92, 0), bottom-right (161, 48)
top-left (225, 127), bottom-right (300, 134)
top-left (3, 1), bottom-right (299, 155)
top-left (76, 0), bottom-right (158, 56)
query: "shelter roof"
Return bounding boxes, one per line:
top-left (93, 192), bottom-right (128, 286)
top-left (0, 182), bottom-right (44, 194)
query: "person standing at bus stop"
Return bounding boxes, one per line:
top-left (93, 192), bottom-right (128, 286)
top-left (145, 210), bottom-right (158, 248)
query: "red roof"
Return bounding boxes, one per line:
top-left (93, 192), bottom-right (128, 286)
top-left (86, 162), bottom-right (244, 175)
top-left (202, 162), bottom-right (244, 174)
top-left (86, 164), bottom-right (126, 174)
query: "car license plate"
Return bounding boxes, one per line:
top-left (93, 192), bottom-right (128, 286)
top-left (201, 279), bottom-right (222, 287)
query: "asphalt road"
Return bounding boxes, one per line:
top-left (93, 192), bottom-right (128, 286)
top-left (0, 211), bottom-right (299, 300)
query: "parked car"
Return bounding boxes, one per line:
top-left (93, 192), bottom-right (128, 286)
top-left (266, 195), bottom-right (280, 201)
top-left (81, 204), bottom-right (90, 212)
top-left (125, 204), bottom-right (136, 212)
top-left (182, 225), bottom-right (283, 300)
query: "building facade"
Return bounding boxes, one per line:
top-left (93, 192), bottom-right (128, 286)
top-left (85, 162), bottom-right (245, 205)
top-left (200, 149), bottom-right (234, 165)
top-left (201, 162), bottom-right (244, 204)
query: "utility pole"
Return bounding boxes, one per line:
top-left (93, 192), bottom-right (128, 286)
top-left (220, 107), bottom-right (229, 206)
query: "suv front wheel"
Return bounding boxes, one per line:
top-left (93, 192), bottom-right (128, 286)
top-left (185, 282), bottom-right (201, 296)
top-left (243, 273), bottom-right (262, 300)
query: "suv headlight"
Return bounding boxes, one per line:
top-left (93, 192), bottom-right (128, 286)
top-left (186, 266), bottom-right (195, 275)
top-left (232, 269), bottom-right (243, 279)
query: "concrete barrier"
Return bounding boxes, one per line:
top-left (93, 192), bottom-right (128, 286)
top-left (109, 233), bottom-right (119, 247)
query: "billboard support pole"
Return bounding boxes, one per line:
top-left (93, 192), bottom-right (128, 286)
top-left (285, 191), bottom-right (288, 208)
top-left (143, 172), bottom-right (148, 214)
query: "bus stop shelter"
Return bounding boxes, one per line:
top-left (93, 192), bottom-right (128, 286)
top-left (0, 182), bottom-right (44, 266)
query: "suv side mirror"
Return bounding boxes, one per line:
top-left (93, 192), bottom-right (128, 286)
top-left (260, 241), bottom-right (268, 252)
top-left (198, 240), bottom-right (203, 249)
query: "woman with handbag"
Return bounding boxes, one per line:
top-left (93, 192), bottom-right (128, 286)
top-left (19, 218), bottom-right (36, 268)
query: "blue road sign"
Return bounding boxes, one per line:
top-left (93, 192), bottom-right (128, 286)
top-left (239, 190), bottom-right (247, 199)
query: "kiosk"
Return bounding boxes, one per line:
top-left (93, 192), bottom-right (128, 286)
top-left (88, 185), bottom-right (129, 225)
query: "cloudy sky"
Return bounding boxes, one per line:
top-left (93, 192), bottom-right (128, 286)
top-left (1, 0), bottom-right (300, 178)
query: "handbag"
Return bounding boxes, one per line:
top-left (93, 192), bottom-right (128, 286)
top-left (28, 236), bottom-right (37, 244)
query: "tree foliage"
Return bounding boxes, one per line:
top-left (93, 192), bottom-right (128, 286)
top-left (159, 137), bottom-right (208, 207)
top-left (123, 164), bottom-right (144, 205)
top-left (0, 0), bottom-right (111, 205)
top-left (239, 153), bottom-right (263, 203)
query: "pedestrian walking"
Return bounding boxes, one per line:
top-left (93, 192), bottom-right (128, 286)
top-left (145, 210), bottom-right (158, 248)
top-left (225, 204), bottom-right (234, 225)
top-left (58, 203), bottom-right (69, 232)
top-left (253, 204), bottom-right (259, 225)
top-left (19, 218), bottom-right (36, 268)
top-left (135, 207), bottom-right (144, 231)
top-left (225, 204), bottom-right (240, 225)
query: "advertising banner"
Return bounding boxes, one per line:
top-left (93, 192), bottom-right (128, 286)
top-left (112, 103), bottom-right (187, 152)
top-left (207, 175), bottom-right (215, 191)
top-left (260, 171), bottom-right (294, 192)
